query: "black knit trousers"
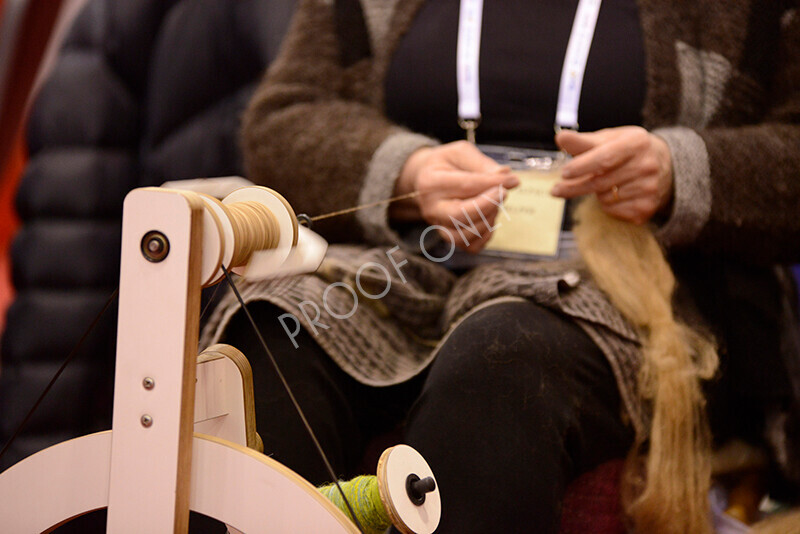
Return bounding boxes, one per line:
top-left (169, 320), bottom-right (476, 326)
top-left (222, 299), bottom-right (634, 533)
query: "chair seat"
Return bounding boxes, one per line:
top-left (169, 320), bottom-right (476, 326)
top-left (559, 460), bottom-right (625, 534)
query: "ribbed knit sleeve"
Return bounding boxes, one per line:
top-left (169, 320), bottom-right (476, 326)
top-left (654, 5), bottom-right (800, 264)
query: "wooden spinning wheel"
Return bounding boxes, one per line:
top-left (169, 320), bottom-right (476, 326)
top-left (0, 185), bottom-right (441, 533)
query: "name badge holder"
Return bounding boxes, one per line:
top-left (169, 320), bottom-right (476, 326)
top-left (481, 146), bottom-right (571, 260)
top-left (455, 0), bottom-right (602, 260)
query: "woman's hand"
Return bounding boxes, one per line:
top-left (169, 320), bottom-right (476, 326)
top-left (551, 126), bottom-right (674, 224)
top-left (391, 140), bottom-right (519, 253)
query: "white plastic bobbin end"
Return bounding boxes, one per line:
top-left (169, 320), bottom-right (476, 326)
top-left (194, 194), bottom-right (234, 287)
top-left (377, 445), bottom-right (441, 534)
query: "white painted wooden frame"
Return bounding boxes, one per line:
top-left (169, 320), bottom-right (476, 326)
top-left (0, 188), bottom-right (357, 533)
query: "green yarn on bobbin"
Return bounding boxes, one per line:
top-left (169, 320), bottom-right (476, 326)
top-left (318, 475), bottom-right (392, 534)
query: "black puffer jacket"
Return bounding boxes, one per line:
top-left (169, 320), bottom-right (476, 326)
top-left (0, 0), bottom-right (295, 472)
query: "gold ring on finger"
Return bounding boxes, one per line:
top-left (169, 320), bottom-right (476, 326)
top-left (611, 185), bottom-right (620, 202)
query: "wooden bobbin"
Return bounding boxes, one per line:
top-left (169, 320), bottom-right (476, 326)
top-left (193, 187), bottom-right (300, 286)
top-left (377, 445), bottom-right (441, 534)
top-left (223, 187), bottom-right (298, 278)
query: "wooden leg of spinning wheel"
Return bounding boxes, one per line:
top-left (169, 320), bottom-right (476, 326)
top-left (107, 189), bottom-right (205, 533)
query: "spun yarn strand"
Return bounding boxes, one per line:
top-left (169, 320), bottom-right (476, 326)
top-left (222, 201), bottom-right (280, 267)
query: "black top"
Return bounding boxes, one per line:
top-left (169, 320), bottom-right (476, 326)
top-left (385, 0), bottom-right (647, 149)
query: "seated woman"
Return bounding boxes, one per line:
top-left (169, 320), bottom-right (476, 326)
top-left (201, 1), bottom-right (800, 532)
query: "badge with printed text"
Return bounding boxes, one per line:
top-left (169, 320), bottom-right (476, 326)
top-left (481, 147), bottom-right (567, 259)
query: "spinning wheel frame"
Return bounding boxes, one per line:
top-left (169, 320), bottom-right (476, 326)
top-left (0, 185), bottom-right (440, 533)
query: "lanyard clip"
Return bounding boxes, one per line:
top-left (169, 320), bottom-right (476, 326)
top-left (458, 117), bottom-right (481, 144)
top-left (553, 123), bottom-right (578, 135)
top-left (554, 124), bottom-right (578, 158)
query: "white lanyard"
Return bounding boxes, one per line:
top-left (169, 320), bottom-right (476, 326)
top-left (456, 0), bottom-right (484, 142)
top-left (456, 0), bottom-right (603, 139)
top-left (555, 0), bottom-right (602, 129)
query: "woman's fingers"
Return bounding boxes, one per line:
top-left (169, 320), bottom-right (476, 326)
top-left (441, 140), bottom-right (509, 174)
top-left (599, 197), bottom-right (663, 225)
top-left (555, 129), bottom-right (605, 156)
top-left (558, 141), bottom-right (635, 183)
top-left (551, 126), bottom-right (674, 224)
top-left (433, 185), bottom-right (508, 251)
top-left (551, 161), bottom-right (654, 199)
top-left (433, 188), bottom-right (502, 233)
top-left (394, 141), bottom-right (514, 222)
top-left (422, 168), bottom-right (517, 199)
top-left (595, 183), bottom-right (664, 224)
top-left (394, 140), bottom-right (524, 250)
top-left (411, 141), bottom-right (519, 237)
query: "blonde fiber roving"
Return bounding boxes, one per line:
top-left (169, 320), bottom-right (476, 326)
top-left (573, 197), bottom-right (719, 534)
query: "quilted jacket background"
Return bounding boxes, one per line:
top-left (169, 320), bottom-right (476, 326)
top-left (0, 0), bottom-right (295, 497)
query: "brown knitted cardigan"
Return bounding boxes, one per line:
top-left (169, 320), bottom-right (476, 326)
top-left (202, 0), bottom-right (800, 481)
